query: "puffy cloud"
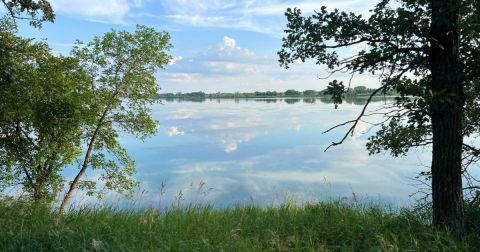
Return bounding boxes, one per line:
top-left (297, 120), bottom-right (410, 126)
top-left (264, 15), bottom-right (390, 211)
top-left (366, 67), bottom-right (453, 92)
top-left (147, 1), bottom-right (382, 92)
top-left (213, 36), bottom-right (256, 60)
top-left (218, 132), bottom-right (256, 153)
top-left (169, 56), bottom-right (184, 65)
top-left (167, 126), bottom-right (185, 136)
top-left (222, 36), bottom-right (236, 49)
top-left (166, 36), bottom-right (265, 77)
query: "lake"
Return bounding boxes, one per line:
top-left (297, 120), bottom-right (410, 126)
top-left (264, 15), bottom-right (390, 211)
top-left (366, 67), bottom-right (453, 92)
top-left (84, 97), bottom-right (431, 209)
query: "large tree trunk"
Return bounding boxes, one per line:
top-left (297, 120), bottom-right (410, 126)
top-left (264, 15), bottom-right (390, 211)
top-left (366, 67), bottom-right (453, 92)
top-left (429, 0), bottom-right (465, 239)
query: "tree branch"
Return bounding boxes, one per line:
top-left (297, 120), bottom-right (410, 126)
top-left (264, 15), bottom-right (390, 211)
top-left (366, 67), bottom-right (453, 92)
top-left (324, 68), bottom-right (409, 151)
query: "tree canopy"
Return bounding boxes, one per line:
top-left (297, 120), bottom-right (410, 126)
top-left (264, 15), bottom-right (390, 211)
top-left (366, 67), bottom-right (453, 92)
top-left (0, 23), bottom-right (172, 212)
top-left (59, 25), bottom-right (172, 213)
top-left (0, 28), bottom-right (90, 201)
top-left (1, 0), bottom-right (54, 27)
top-left (279, 0), bottom-right (479, 238)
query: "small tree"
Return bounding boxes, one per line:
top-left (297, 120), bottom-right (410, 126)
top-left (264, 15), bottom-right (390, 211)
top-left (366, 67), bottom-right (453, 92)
top-left (59, 25), bottom-right (172, 213)
top-left (279, 0), bottom-right (479, 238)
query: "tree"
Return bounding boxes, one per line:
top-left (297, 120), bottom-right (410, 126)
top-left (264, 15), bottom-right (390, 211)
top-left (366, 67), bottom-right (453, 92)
top-left (59, 25), bottom-right (172, 213)
top-left (0, 29), bottom-right (90, 202)
top-left (0, 19), bottom-right (17, 87)
top-left (353, 86), bottom-right (367, 95)
top-left (285, 89), bottom-right (301, 96)
top-left (1, 1), bottom-right (59, 201)
top-left (324, 80), bottom-right (345, 106)
top-left (1, 0), bottom-right (54, 98)
top-left (278, 0), bottom-right (479, 239)
top-left (303, 89), bottom-right (317, 96)
top-left (1, 0), bottom-right (54, 28)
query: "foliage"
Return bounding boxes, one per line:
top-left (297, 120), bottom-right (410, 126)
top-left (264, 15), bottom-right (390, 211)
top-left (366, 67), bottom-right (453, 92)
top-left (59, 25), bottom-right (172, 212)
top-left (284, 89), bottom-right (302, 96)
top-left (0, 24), bottom-right (172, 206)
top-left (278, 0), bottom-right (478, 152)
top-left (1, 0), bottom-right (55, 132)
top-left (1, 199), bottom-right (478, 251)
top-left (0, 29), bottom-right (90, 201)
top-left (0, 0), bottom-right (54, 28)
top-left (325, 80), bottom-right (345, 105)
top-left (302, 89), bottom-right (317, 96)
top-left (278, 0), bottom-right (480, 236)
top-left (0, 19), bottom-right (17, 88)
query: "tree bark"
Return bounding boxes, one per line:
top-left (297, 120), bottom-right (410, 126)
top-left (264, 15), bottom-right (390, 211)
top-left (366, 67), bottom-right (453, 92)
top-left (58, 129), bottom-right (98, 214)
top-left (429, 0), bottom-right (465, 239)
top-left (58, 105), bottom-right (111, 214)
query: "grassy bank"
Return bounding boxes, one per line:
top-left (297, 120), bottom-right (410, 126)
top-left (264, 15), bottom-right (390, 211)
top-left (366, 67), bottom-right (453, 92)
top-left (1, 200), bottom-right (479, 251)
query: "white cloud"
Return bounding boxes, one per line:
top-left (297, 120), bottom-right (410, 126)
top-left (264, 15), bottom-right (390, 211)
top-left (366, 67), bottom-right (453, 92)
top-left (169, 56), bottom-right (184, 65)
top-left (161, 0), bottom-right (239, 15)
top-left (167, 126), bottom-right (185, 136)
top-left (218, 132), bottom-right (255, 153)
top-left (163, 73), bottom-right (200, 83)
top-left (158, 0), bottom-right (377, 36)
top-left (50, 0), bottom-right (141, 24)
top-left (165, 36), bottom-right (264, 78)
top-left (157, 4), bottom-right (383, 93)
top-left (226, 121), bottom-right (237, 128)
top-left (222, 36), bottom-right (236, 49)
top-left (165, 14), bottom-right (280, 36)
top-left (204, 61), bottom-right (259, 74)
top-left (215, 36), bottom-right (255, 59)
top-left (238, 0), bottom-right (371, 16)
top-left (171, 109), bottom-right (196, 119)
top-left (132, 0), bottom-right (149, 8)
top-left (351, 120), bottom-right (372, 140)
top-left (223, 141), bottom-right (238, 153)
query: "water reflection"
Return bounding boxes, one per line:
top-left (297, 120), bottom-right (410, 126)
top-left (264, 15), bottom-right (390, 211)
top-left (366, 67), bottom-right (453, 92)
top-left (160, 96), bottom-right (392, 105)
top-left (107, 98), bottom-right (428, 209)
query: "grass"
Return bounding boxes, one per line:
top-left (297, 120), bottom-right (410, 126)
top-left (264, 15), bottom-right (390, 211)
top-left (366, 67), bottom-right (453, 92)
top-left (0, 199), bottom-right (479, 251)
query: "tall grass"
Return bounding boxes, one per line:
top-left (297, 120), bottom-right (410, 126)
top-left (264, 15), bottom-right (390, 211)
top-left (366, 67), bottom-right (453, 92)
top-left (0, 199), bottom-right (478, 251)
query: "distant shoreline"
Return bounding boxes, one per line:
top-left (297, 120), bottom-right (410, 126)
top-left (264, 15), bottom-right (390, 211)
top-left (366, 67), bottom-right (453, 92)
top-left (157, 88), bottom-right (398, 100)
top-left (156, 95), bottom-right (398, 105)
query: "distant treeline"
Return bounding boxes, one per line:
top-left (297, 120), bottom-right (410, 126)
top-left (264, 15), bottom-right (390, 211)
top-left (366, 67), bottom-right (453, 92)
top-left (157, 86), bottom-right (397, 100)
top-left (157, 96), bottom-right (392, 105)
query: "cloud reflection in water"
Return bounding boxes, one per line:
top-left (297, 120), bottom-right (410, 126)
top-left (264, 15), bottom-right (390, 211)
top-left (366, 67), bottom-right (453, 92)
top-left (104, 99), bottom-right (430, 209)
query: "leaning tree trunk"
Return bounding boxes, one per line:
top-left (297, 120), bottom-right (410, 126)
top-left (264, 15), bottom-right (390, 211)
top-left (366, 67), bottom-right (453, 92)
top-left (58, 135), bottom-right (96, 214)
top-left (58, 102), bottom-right (112, 214)
top-left (429, 0), bottom-right (465, 239)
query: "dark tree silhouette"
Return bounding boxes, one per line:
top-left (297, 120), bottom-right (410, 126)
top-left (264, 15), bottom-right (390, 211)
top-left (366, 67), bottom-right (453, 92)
top-left (279, 0), bottom-right (480, 239)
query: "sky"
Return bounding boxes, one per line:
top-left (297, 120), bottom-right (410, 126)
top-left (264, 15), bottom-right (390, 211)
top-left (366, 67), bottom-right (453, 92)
top-left (13, 0), bottom-right (379, 93)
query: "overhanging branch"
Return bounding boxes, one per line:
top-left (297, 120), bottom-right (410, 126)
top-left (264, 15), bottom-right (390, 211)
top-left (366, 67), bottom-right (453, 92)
top-left (324, 68), bottom-right (409, 151)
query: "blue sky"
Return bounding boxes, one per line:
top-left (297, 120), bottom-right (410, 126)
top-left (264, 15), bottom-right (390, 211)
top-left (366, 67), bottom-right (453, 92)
top-left (13, 0), bottom-right (379, 93)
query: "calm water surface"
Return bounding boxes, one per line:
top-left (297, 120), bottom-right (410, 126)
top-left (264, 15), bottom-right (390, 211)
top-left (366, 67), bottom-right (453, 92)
top-left (89, 98), bottom-right (431, 208)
